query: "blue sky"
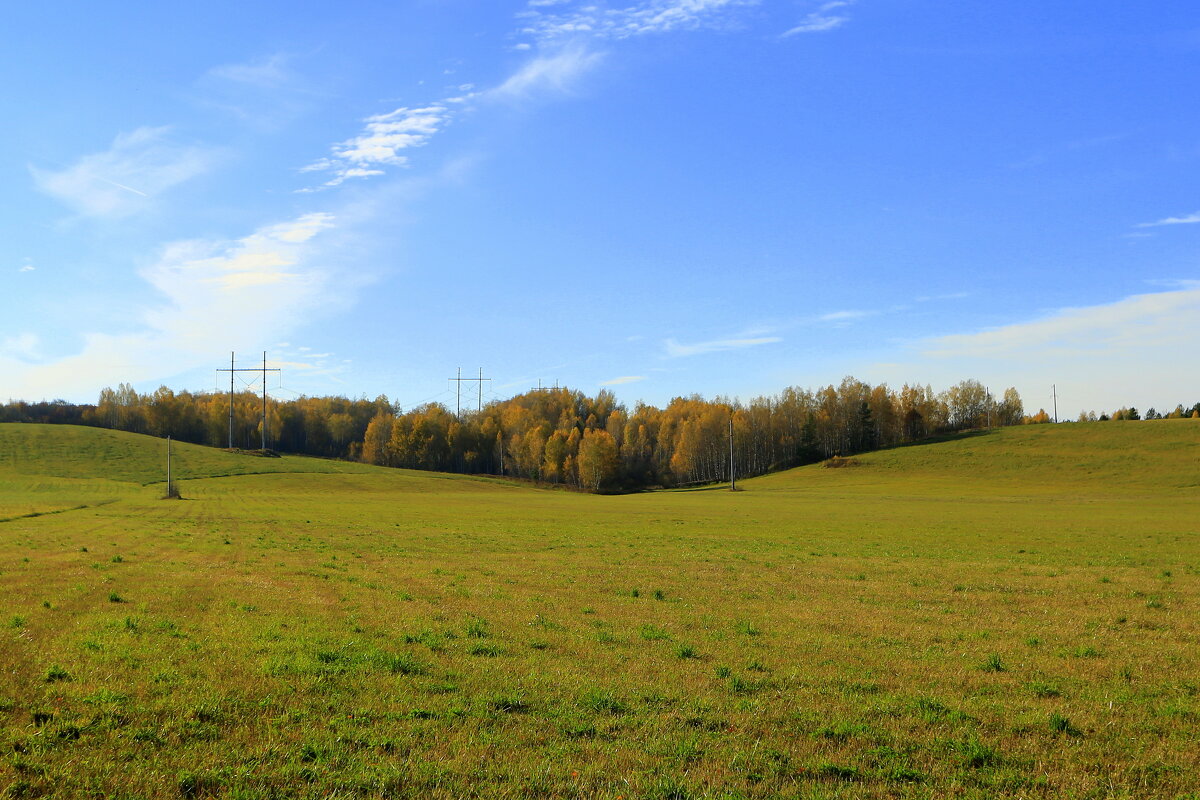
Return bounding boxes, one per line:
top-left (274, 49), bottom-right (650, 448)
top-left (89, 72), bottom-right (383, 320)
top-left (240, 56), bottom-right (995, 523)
top-left (4, 1), bottom-right (1199, 417)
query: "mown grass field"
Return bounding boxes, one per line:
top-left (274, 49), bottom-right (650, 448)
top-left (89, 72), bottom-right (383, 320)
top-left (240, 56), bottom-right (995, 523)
top-left (1, 421), bottom-right (1198, 799)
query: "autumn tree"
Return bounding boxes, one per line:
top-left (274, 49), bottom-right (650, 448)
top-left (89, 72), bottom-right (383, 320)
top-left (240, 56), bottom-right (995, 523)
top-left (577, 429), bottom-right (619, 490)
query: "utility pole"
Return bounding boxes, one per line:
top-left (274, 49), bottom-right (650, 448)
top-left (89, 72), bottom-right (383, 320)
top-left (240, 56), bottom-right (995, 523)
top-left (261, 352), bottom-right (269, 450)
top-left (986, 386), bottom-right (991, 429)
top-left (729, 417), bottom-right (736, 491)
top-left (165, 435), bottom-right (179, 499)
top-left (217, 352), bottom-right (280, 450)
top-left (448, 367), bottom-right (491, 417)
top-left (1052, 384), bottom-right (1058, 424)
top-left (227, 352), bottom-right (234, 448)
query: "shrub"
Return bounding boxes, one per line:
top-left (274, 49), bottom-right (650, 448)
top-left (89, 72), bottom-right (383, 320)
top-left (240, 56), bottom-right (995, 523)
top-left (822, 456), bottom-right (860, 469)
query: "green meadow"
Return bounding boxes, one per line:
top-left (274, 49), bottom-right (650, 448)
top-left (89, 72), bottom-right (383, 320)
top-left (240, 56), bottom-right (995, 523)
top-left (1, 421), bottom-right (1198, 799)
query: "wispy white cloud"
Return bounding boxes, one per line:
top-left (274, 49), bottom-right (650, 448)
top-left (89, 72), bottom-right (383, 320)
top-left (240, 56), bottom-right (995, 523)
top-left (922, 286), bottom-right (1200, 361)
top-left (487, 45), bottom-right (605, 101)
top-left (207, 54), bottom-right (292, 89)
top-left (301, 44), bottom-right (604, 189)
top-left (519, 0), bottom-right (757, 42)
top-left (914, 292), bottom-right (969, 303)
top-left (851, 284), bottom-right (1200, 414)
top-left (819, 309), bottom-right (873, 321)
top-left (267, 343), bottom-right (347, 380)
top-left (665, 335), bottom-right (781, 357)
top-left (3, 213), bottom-right (341, 400)
top-left (600, 375), bottom-right (646, 385)
top-left (300, 105), bottom-right (453, 189)
top-left (299, 0), bottom-right (747, 189)
top-left (196, 52), bottom-right (319, 129)
top-left (782, 0), bottom-right (854, 37)
top-left (1144, 278), bottom-right (1200, 289)
top-left (18, 263), bottom-right (35, 273)
top-left (30, 127), bottom-right (216, 218)
top-left (1137, 211), bottom-right (1200, 228)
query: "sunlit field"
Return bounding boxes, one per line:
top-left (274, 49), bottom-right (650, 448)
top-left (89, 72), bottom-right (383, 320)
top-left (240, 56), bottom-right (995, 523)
top-left (2, 421), bottom-right (1198, 799)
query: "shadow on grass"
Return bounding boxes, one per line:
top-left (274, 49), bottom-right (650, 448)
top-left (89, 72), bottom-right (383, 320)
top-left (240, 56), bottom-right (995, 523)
top-left (887, 428), bottom-right (998, 450)
top-left (658, 428), bottom-right (1003, 494)
top-left (669, 483), bottom-right (741, 493)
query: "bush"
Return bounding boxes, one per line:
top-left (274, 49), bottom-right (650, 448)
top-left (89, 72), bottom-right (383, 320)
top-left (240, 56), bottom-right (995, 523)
top-left (822, 456), bottom-right (860, 469)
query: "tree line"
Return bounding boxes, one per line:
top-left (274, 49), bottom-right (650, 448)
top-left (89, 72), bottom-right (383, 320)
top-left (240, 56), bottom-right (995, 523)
top-left (3, 380), bottom-right (1197, 492)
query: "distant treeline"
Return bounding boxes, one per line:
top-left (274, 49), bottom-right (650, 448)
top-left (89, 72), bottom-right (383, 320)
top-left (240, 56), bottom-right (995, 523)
top-left (3, 381), bottom-right (1197, 491)
top-left (1079, 405), bottom-right (1200, 422)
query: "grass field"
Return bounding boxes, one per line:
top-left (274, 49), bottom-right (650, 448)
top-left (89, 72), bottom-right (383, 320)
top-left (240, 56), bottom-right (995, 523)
top-left (1, 421), bottom-right (1199, 799)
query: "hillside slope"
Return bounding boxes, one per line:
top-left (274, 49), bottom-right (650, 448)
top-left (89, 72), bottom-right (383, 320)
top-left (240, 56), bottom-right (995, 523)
top-left (0, 423), bottom-right (385, 485)
top-left (750, 419), bottom-right (1200, 495)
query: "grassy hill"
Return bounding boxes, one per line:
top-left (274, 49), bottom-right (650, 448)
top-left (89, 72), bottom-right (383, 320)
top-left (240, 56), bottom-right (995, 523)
top-left (0, 423), bottom-right (385, 484)
top-left (1, 421), bottom-right (1198, 798)
top-left (751, 418), bottom-right (1200, 493)
top-left (0, 423), bottom-right (509, 520)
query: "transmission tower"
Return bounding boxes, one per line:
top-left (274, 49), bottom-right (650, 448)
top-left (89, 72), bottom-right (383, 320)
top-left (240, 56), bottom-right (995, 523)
top-left (217, 351), bottom-right (281, 450)
top-left (448, 367), bottom-right (491, 416)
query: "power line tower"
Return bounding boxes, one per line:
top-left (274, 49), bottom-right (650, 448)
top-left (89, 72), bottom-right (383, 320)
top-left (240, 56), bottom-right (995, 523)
top-left (448, 367), bottom-right (491, 417)
top-left (217, 351), bottom-right (281, 450)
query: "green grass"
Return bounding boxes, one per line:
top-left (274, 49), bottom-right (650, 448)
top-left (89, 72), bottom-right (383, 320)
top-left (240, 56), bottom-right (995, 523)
top-left (0, 420), bottom-right (1199, 798)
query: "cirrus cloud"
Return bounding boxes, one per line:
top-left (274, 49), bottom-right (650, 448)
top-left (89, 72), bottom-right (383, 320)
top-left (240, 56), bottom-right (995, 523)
top-left (665, 334), bottom-right (782, 357)
top-left (30, 126), bottom-right (217, 218)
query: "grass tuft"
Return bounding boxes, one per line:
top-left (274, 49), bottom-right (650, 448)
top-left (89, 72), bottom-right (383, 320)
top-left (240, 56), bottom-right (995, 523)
top-left (1027, 681), bottom-right (1062, 698)
top-left (1049, 712), bottom-right (1082, 737)
top-left (468, 643), bottom-right (502, 657)
top-left (958, 737), bottom-right (1002, 768)
top-left (979, 653), bottom-right (1006, 672)
top-left (579, 688), bottom-right (626, 715)
top-left (640, 624), bottom-right (670, 641)
top-left (488, 693), bottom-right (530, 714)
top-left (43, 664), bottom-right (70, 683)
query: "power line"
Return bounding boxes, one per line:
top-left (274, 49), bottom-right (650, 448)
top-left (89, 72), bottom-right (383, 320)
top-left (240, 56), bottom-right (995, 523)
top-left (216, 351), bottom-right (281, 450)
top-left (448, 367), bottom-right (491, 416)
